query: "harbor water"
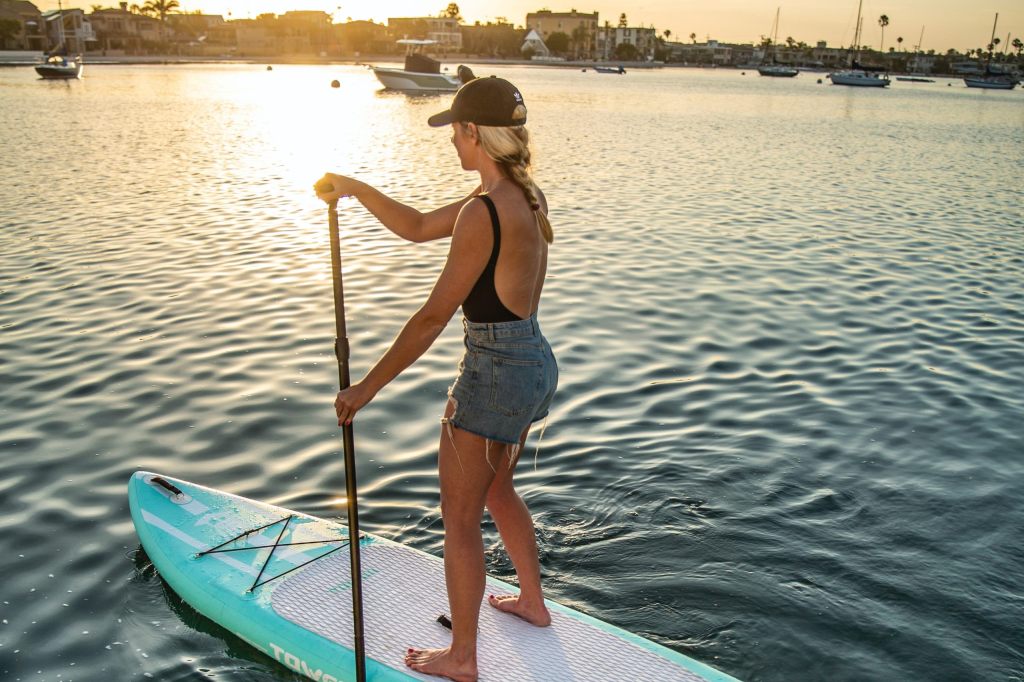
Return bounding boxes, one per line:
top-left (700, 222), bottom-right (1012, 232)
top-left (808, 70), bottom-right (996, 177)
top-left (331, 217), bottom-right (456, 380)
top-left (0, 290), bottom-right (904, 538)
top-left (1, 64), bottom-right (1023, 681)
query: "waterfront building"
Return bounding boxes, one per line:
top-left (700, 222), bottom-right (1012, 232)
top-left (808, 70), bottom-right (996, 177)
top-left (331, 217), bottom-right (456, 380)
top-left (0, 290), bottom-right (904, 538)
top-left (907, 52), bottom-right (937, 74)
top-left (41, 7), bottom-right (95, 53)
top-left (387, 16), bottom-right (462, 50)
top-left (88, 5), bottom-right (164, 55)
top-left (167, 12), bottom-right (226, 36)
top-left (596, 25), bottom-right (657, 61)
top-left (232, 19), bottom-right (271, 56)
top-left (167, 12), bottom-right (233, 56)
top-left (525, 9), bottom-right (597, 59)
top-left (460, 19), bottom-right (522, 59)
top-left (276, 11), bottom-right (333, 55)
top-left (0, 0), bottom-right (44, 50)
top-left (521, 28), bottom-right (549, 58)
top-left (670, 39), bottom-right (731, 65)
top-left (810, 42), bottom-right (847, 68)
top-left (950, 60), bottom-right (984, 75)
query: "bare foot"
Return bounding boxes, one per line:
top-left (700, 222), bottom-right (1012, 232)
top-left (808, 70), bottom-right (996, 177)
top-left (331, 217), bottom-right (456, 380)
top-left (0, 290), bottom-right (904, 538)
top-left (404, 646), bottom-right (478, 682)
top-left (487, 593), bottom-right (552, 627)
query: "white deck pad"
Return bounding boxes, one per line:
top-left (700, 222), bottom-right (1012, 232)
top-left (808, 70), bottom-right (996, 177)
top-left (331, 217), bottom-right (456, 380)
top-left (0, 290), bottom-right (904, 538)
top-left (272, 541), bottom-right (710, 681)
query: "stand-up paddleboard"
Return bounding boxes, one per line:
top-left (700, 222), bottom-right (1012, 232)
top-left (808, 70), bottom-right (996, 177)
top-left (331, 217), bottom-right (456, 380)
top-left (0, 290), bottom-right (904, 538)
top-left (129, 471), bottom-right (740, 681)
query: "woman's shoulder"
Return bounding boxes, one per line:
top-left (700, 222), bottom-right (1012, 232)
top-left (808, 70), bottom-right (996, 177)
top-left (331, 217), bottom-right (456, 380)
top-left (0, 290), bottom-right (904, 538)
top-left (452, 196), bottom-right (495, 239)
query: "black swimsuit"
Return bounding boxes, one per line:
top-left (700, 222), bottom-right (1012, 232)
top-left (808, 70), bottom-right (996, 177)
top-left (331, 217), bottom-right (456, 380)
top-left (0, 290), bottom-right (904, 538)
top-left (462, 195), bottom-right (523, 323)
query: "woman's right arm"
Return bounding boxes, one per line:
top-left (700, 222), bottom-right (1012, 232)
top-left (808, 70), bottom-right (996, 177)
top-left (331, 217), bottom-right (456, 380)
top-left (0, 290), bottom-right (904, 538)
top-left (316, 173), bottom-right (479, 243)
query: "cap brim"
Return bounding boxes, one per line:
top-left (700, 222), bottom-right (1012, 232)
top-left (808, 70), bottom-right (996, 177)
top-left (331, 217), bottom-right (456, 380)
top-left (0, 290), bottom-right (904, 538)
top-left (427, 109), bottom-right (456, 127)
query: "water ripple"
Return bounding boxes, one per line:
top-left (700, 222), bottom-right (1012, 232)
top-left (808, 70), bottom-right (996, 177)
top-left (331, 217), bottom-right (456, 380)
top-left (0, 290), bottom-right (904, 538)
top-left (2, 64), bottom-right (1023, 682)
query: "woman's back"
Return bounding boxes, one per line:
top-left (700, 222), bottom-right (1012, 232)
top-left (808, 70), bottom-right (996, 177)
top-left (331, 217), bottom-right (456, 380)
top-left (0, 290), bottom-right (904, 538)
top-left (487, 183), bottom-right (548, 320)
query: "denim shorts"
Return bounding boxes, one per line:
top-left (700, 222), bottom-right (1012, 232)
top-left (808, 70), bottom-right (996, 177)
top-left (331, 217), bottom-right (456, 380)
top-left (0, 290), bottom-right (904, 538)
top-left (445, 314), bottom-right (558, 445)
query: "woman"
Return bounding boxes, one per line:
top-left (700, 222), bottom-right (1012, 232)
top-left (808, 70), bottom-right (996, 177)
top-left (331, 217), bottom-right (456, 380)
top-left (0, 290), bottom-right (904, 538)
top-left (316, 76), bottom-right (557, 682)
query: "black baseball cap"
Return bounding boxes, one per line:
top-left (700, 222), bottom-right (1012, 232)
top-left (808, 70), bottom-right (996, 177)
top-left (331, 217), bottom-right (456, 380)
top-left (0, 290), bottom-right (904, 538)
top-left (427, 76), bottom-right (527, 127)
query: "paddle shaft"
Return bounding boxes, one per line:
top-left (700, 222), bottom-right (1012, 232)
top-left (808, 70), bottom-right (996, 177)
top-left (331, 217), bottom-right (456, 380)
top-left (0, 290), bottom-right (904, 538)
top-left (326, 195), bottom-right (367, 682)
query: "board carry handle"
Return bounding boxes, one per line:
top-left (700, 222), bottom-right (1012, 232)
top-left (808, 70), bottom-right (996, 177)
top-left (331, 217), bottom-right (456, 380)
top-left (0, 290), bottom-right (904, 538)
top-left (150, 476), bottom-right (183, 496)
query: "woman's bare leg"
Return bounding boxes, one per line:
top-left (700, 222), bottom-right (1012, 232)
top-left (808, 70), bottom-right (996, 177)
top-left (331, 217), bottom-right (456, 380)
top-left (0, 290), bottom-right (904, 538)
top-left (405, 400), bottom-right (496, 682)
top-left (484, 426), bottom-right (551, 626)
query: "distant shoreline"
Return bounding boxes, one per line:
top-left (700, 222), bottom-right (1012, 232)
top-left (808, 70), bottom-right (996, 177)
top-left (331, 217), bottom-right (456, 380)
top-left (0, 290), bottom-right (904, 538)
top-left (0, 51), bottom-right (658, 69)
top-left (0, 51), bottom-right (984, 77)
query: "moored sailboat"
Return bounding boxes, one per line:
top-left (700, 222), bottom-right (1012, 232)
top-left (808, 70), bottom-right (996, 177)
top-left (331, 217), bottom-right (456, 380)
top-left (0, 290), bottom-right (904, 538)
top-left (828, 0), bottom-right (890, 87)
top-left (35, 53), bottom-right (82, 79)
top-left (757, 8), bottom-right (799, 77)
top-left (35, 0), bottom-right (82, 80)
top-left (964, 14), bottom-right (1018, 90)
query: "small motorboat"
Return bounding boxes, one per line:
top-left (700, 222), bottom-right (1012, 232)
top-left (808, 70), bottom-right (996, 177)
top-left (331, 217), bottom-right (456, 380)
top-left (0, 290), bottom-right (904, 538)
top-left (828, 69), bottom-right (890, 87)
top-left (35, 53), bottom-right (82, 80)
top-left (757, 64), bottom-right (799, 77)
top-left (594, 65), bottom-right (626, 74)
top-left (371, 39), bottom-right (461, 92)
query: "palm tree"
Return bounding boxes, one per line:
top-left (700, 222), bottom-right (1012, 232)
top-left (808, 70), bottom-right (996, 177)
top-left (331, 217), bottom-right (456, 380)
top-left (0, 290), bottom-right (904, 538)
top-left (896, 36), bottom-right (903, 51)
top-left (142, 0), bottom-right (179, 45)
top-left (143, 0), bottom-right (179, 22)
top-left (878, 14), bottom-right (889, 52)
top-left (689, 32), bottom-right (696, 44)
top-left (443, 3), bottom-right (461, 21)
top-left (1013, 37), bottom-right (1023, 57)
top-left (663, 29), bottom-right (671, 42)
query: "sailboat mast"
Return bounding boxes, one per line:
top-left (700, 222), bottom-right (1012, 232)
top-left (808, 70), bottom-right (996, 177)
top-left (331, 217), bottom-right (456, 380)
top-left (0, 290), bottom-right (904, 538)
top-left (56, 0), bottom-right (66, 52)
top-left (769, 7), bottom-right (780, 63)
top-left (985, 13), bottom-right (998, 66)
top-left (854, 0), bottom-right (863, 47)
top-left (916, 26), bottom-right (924, 53)
top-left (848, 0), bottom-right (863, 66)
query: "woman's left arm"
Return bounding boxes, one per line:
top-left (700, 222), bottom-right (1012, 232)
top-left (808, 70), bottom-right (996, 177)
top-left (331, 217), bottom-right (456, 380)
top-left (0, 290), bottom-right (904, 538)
top-left (333, 200), bottom-right (492, 425)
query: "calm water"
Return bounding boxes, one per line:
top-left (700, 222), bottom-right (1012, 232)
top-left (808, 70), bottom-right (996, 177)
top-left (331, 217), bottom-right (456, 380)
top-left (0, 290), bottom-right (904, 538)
top-left (1, 63), bottom-right (1023, 681)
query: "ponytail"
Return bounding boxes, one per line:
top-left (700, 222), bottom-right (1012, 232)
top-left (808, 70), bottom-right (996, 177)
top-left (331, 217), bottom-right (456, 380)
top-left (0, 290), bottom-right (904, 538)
top-left (472, 117), bottom-right (554, 244)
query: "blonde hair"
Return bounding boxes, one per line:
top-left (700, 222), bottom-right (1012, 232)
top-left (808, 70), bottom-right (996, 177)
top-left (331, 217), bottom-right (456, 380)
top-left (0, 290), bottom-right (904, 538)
top-left (466, 108), bottom-right (553, 244)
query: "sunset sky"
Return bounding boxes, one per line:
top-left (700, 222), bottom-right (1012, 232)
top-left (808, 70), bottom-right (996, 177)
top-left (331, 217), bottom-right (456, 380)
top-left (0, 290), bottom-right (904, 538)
top-left (43, 1), bottom-right (1024, 52)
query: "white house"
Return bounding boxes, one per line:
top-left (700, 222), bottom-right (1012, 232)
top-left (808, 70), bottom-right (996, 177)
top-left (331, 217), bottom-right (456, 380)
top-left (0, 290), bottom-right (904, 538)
top-left (521, 28), bottom-right (549, 57)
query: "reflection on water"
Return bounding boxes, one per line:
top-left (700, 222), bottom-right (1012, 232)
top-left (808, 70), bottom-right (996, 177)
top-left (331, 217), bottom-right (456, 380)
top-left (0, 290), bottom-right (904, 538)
top-left (1, 64), bottom-right (1023, 681)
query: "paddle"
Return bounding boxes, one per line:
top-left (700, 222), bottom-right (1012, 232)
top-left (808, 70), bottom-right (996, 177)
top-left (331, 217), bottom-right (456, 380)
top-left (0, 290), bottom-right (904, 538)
top-left (316, 181), bottom-right (367, 682)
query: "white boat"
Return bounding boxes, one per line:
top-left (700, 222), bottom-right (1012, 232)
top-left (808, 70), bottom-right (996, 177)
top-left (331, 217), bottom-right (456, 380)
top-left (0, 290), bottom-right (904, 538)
top-left (758, 8), bottom-right (799, 77)
top-left (758, 64), bottom-right (799, 77)
top-left (828, 0), bottom-right (890, 87)
top-left (964, 74), bottom-right (1017, 90)
top-left (35, 53), bottom-right (82, 79)
top-left (829, 67), bottom-right (890, 87)
top-left (964, 14), bottom-right (1018, 90)
top-left (594, 65), bottom-right (626, 74)
top-left (371, 39), bottom-right (461, 92)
